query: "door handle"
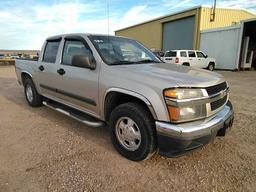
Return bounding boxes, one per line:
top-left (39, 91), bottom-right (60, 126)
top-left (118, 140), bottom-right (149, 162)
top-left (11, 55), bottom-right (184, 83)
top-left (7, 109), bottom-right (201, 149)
top-left (38, 65), bottom-right (44, 71)
top-left (57, 68), bottom-right (65, 75)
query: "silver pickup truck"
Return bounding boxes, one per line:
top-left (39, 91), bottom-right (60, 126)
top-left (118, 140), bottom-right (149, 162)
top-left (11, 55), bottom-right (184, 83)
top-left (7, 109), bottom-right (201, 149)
top-left (15, 33), bottom-right (234, 161)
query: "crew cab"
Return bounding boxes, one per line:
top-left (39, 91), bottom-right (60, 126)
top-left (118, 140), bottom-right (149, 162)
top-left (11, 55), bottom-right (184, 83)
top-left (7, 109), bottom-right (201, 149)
top-left (15, 34), bottom-right (234, 161)
top-left (162, 50), bottom-right (216, 71)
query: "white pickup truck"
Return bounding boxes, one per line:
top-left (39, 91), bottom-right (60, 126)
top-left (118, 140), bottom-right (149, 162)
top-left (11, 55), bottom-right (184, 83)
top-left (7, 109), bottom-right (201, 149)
top-left (15, 33), bottom-right (234, 161)
top-left (162, 50), bottom-right (216, 71)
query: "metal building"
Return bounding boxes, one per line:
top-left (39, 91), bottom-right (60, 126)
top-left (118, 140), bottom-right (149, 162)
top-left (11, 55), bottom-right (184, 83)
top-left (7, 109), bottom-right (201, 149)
top-left (115, 6), bottom-right (255, 52)
top-left (200, 18), bottom-right (256, 70)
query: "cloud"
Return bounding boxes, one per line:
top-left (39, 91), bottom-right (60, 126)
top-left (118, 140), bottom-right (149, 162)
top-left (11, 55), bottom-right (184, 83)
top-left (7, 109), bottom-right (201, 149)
top-left (217, 0), bottom-right (256, 10)
top-left (0, 2), bottom-right (103, 49)
top-left (116, 5), bottom-right (163, 30)
top-left (0, 2), bottom-right (163, 49)
top-left (0, 0), bottom-right (255, 49)
top-left (163, 0), bottom-right (195, 9)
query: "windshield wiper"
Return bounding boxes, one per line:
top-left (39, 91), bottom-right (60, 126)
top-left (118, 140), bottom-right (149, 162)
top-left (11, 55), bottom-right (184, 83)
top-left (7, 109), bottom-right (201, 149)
top-left (110, 59), bottom-right (161, 65)
top-left (136, 59), bottom-right (161, 63)
top-left (110, 60), bottom-right (137, 65)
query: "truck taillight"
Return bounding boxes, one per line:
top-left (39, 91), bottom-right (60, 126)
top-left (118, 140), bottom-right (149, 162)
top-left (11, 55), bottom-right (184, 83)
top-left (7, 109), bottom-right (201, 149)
top-left (14, 61), bottom-right (17, 74)
top-left (175, 58), bottom-right (179, 63)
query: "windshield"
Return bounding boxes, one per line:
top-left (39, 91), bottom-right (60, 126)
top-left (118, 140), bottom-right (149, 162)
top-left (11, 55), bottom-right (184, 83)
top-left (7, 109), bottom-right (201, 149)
top-left (89, 35), bottom-right (161, 65)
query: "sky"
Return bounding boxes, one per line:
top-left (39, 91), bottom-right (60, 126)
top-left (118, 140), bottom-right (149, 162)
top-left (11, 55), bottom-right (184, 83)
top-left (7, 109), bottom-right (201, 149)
top-left (0, 0), bottom-right (255, 50)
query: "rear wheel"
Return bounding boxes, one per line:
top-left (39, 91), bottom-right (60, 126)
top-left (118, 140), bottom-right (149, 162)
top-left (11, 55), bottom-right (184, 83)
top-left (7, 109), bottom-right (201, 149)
top-left (208, 62), bottom-right (215, 71)
top-left (182, 62), bottom-right (190, 66)
top-left (109, 103), bottom-right (156, 161)
top-left (24, 78), bottom-right (42, 107)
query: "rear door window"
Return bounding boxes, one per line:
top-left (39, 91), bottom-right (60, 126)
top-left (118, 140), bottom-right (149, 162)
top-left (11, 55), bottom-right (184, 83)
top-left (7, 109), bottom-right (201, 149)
top-left (43, 40), bottom-right (61, 63)
top-left (188, 51), bottom-right (196, 57)
top-left (165, 51), bottom-right (176, 57)
top-left (180, 51), bottom-right (187, 57)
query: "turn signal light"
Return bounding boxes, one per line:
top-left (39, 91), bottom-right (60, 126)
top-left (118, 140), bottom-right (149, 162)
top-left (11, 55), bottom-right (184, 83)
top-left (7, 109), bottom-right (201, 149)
top-left (164, 89), bottom-right (177, 98)
top-left (167, 106), bottom-right (179, 121)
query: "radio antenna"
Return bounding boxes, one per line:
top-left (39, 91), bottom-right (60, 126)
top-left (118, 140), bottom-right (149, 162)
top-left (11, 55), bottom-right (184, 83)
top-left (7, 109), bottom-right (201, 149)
top-left (107, 0), bottom-right (110, 36)
top-left (210, 0), bottom-right (217, 22)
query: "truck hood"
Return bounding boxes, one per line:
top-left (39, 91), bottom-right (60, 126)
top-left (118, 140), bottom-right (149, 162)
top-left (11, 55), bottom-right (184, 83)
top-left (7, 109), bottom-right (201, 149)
top-left (110, 63), bottom-right (225, 88)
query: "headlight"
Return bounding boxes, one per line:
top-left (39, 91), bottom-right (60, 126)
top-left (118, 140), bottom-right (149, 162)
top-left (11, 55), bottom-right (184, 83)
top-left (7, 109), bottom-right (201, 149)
top-left (164, 88), bottom-right (204, 99)
top-left (164, 88), bottom-right (206, 123)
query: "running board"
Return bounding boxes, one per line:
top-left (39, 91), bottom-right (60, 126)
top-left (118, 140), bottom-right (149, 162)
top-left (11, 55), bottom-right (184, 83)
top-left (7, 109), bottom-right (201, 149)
top-left (42, 101), bottom-right (105, 127)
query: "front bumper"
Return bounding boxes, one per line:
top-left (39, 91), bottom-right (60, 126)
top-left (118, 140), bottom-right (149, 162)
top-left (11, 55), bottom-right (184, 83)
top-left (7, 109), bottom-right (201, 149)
top-left (155, 101), bottom-right (234, 157)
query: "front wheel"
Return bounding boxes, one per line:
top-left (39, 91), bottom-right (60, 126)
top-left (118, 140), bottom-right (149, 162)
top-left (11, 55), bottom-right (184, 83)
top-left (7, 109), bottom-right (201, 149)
top-left (182, 62), bottom-right (190, 66)
top-left (208, 62), bottom-right (215, 71)
top-left (109, 103), bottom-right (156, 161)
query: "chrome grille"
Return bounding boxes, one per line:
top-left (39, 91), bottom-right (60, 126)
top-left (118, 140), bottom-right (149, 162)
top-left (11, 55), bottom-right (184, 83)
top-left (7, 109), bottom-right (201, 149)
top-left (206, 82), bottom-right (227, 96)
top-left (210, 95), bottom-right (227, 111)
top-left (206, 81), bottom-right (229, 114)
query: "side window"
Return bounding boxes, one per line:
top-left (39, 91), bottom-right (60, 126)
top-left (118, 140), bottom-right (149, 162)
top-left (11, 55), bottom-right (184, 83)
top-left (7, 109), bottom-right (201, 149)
top-left (180, 51), bottom-right (187, 57)
top-left (196, 51), bottom-right (205, 58)
top-left (165, 51), bottom-right (176, 57)
top-left (62, 40), bottom-right (92, 66)
top-left (188, 51), bottom-right (196, 58)
top-left (43, 41), bottom-right (61, 63)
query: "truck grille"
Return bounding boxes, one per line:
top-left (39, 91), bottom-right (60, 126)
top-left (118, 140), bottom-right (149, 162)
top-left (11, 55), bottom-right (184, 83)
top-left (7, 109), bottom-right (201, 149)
top-left (210, 95), bottom-right (227, 111)
top-left (206, 82), bottom-right (227, 96)
top-left (205, 81), bottom-right (228, 113)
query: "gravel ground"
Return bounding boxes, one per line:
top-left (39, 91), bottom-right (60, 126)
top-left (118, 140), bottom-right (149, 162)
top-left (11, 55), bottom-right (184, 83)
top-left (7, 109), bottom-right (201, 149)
top-left (0, 65), bottom-right (255, 192)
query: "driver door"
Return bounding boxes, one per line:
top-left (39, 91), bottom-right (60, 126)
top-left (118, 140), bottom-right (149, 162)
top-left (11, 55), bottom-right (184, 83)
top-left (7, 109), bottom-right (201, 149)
top-left (196, 51), bottom-right (207, 68)
top-left (54, 36), bottom-right (100, 117)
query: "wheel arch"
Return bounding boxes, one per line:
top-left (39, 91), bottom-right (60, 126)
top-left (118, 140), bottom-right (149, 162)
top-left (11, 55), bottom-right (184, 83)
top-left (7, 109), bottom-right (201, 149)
top-left (21, 71), bottom-right (41, 94)
top-left (21, 71), bottom-right (33, 85)
top-left (103, 88), bottom-right (157, 122)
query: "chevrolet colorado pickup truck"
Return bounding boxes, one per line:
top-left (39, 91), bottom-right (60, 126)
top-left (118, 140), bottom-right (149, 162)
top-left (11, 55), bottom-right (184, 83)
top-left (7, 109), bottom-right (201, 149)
top-left (15, 33), bottom-right (234, 161)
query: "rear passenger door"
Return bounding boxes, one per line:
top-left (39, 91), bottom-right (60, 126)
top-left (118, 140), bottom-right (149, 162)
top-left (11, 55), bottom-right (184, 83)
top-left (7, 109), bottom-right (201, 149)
top-left (163, 51), bottom-right (176, 64)
top-left (188, 51), bottom-right (197, 67)
top-left (55, 36), bottom-right (99, 117)
top-left (179, 51), bottom-right (189, 65)
top-left (37, 38), bottom-right (62, 98)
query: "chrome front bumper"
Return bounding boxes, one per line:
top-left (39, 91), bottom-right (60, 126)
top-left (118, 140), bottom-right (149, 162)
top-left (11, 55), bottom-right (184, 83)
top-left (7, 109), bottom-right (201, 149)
top-left (155, 101), bottom-right (234, 157)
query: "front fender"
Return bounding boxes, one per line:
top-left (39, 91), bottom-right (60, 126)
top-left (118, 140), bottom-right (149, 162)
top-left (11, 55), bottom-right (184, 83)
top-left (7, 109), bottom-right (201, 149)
top-left (103, 87), bottom-right (158, 120)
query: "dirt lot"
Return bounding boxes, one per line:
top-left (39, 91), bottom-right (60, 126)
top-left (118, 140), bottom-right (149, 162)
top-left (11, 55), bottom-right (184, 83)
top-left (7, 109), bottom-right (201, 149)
top-left (0, 65), bottom-right (255, 192)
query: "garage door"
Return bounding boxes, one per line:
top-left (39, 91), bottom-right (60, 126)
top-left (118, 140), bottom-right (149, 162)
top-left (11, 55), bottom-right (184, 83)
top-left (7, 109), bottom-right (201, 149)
top-left (162, 16), bottom-right (195, 51)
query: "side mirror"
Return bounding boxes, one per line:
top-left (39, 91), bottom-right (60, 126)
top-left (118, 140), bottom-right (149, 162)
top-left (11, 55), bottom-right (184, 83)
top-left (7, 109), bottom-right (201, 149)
top-left (205, 54), bottom-right (208, 58)
top-left (71, 55), bottom-right (96, 70)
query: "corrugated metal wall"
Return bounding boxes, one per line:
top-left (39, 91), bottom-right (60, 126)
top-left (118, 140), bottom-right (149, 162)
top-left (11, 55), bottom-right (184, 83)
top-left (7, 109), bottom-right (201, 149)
top-left (115, 21), bottom-right (162, 50)
top-left (200, 7), bottom-right (255, 30)
top-left (162, 16), bottom-right (195, 50)
top-left (115, 9), bottom-right (199, 50)
top-left (200, 26), bottom-right (241, 70)
top-left (115, 6), bottom-right (255, 51)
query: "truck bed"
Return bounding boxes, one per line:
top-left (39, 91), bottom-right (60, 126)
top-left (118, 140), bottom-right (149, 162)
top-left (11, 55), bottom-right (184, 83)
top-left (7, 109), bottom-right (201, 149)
top-left (15, 58), bottom-right (39, 85)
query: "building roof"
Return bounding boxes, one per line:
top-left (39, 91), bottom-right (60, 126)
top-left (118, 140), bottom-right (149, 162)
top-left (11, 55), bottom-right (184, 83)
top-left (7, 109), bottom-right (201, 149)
top-left (0, 50), bottom-right (39, 54)
top-left (115, 5), bottom-right (256, 32)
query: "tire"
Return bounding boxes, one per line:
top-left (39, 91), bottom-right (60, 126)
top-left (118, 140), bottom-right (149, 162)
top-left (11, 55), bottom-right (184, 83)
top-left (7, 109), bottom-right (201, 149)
top-left (24, 78), bottom-right (42, 107)
top-left (208, 62), bottom-right (215, 71)
top-left (109, 102), bottom-right (156, 161)
top-left (182, 62), bottom-right (190, 66)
